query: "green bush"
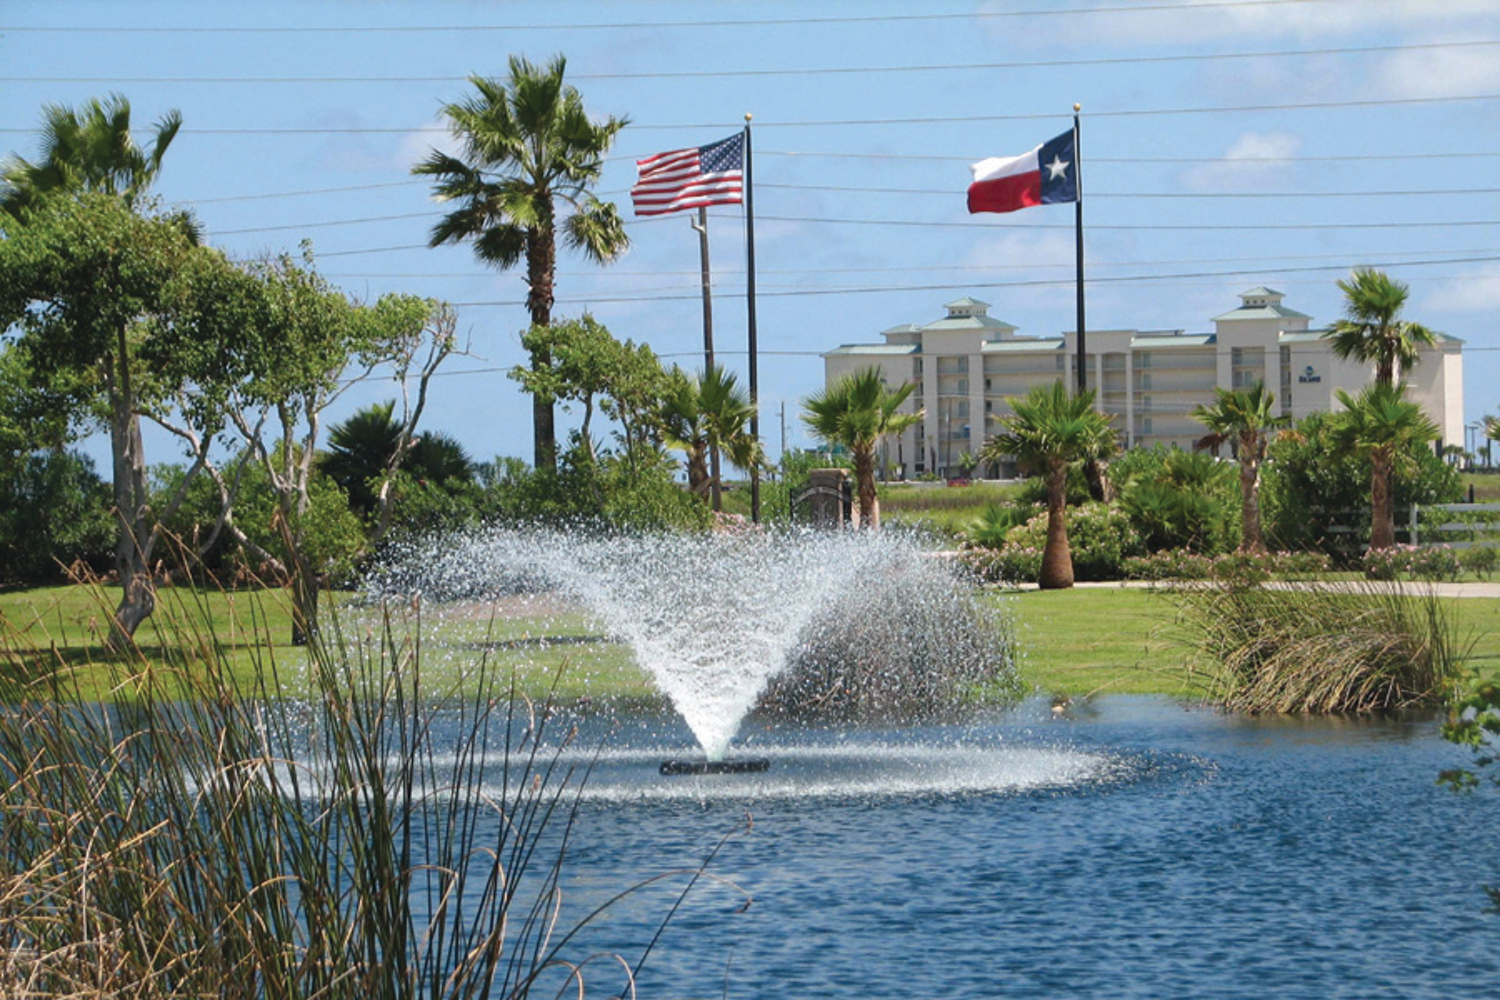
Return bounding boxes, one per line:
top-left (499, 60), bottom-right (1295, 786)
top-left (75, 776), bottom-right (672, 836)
top-left (1361, 544), bottom-right (1463, 582)
top-left (1004, 502), bottom-right (1144, 581)
top-left (960, 502), bottom-right (1037, 549)
top-left (0, 449), bottom-right (114, 585)
top-left (1460, 546), bottom-right (1499, 580)
top-left (958, 545), bottom-right (1043, 585)
top-left (1122, 549), bottom-right (1331, 585)
top-left (1264, 411), bottom-right (1462, 553)
top-left (1112, 446), bottom-right (1238, 554)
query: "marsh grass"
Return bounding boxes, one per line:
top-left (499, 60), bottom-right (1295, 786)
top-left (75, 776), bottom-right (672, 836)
top-left (1169, 578), bottom-right (1472, 713)
top-left (0, 579), bottom-right (726, 998)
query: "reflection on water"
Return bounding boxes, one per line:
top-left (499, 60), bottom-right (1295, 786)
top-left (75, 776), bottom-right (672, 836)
top-left (534, 697), bottom-right (1500, 1000)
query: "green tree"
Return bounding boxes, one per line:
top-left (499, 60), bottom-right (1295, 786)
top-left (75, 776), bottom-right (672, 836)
top-left (323, 401), bottom-right (475, 518)
top-left (1323, 268), bottom-right (1437, 389)
top-left (661, 365), bottom-right (763, 511)
top-left (1330, 383), bottom-right (1440, 551)
top-left (221, 253), bottom-right (456, 641)
top-left (981, 381), bottom-right (1117, 589)
top-left (1, 94), bottom-right (181, 219)
top-left (0, 193), bottom-right (252, 647)
top-left (1191, 381), bottom-right (1289, 553)
top-left (415, 55), bottom-right (628, 473)
top-left (802, 367), bottom-right (922, 529)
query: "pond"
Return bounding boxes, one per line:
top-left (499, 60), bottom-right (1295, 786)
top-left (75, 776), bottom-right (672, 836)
top-left (542, 696), bottom-right (1500, 999)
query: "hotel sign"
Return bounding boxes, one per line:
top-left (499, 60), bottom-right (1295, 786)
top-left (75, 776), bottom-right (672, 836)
top-left (1297, 365), bottom-right (1321, 384)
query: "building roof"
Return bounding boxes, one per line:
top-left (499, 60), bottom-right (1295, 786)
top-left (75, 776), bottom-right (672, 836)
top-left (1213, 303), bottom-right (1312, 322)
top-left (1132, 332), bottom-right (1216, 347)
top-left (982, 337), bottom-right (1065, 353)
top-left (945, 296), bottom-right (991, 310)
top-left (823, 343), bottom-right (919, 357)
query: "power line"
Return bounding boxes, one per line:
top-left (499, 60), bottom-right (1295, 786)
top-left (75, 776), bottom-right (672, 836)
top-left (755, 183), bottom-right (1500, 199)
top-left (7, 91), bottom-right (1499, 137)
top-left (430, 252), bottom-right (1500, 307)
top-left (0, 1), bottom-right (1387, 33)
top-left (320, 248), bottom-right (1500, 281)
top-left (6, 38), bottom-right (1494, 83)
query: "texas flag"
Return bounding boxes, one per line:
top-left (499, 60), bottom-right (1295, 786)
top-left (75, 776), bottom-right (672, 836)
top-left (967, 130), bottom-right (1078, 214)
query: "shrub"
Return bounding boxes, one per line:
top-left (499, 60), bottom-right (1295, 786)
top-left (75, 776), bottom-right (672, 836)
top-left (1264, 411), bottom-right (1462, 553)
top-left (0, 449), bottom-right (114, 585)
top-left (960, 502), bottom-right (1037, 549)
top-left (1122, 549), bottom-right (1331, 585)
top-left (959, 544), bottom-right (1043, 585)
top-left (1004, 502), bottom-right (1144, 581)
top-left (1112, 446), bottom-right (1238, 554)
top-left (1460, 545), bottom-right (1499, 580)
top-left (1171, 577), bottom-right (1469, 713)
top-left (1361, 544), bottom-right (1463, 582)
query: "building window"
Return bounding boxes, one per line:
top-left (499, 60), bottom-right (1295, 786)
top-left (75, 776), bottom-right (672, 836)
top-left (1055, 353), bottom-right (1065, 371)
top-left (1143, 417), bottom-right (1153, 435)
top-left (1141, 395), bottom-right (1152, 412)
top-left (1139, 352), bottom-right (1151, 369)
top-left (957, 378), bottom-right (968, 395)
top-left (1139, 371), bottom-right (1152, 391)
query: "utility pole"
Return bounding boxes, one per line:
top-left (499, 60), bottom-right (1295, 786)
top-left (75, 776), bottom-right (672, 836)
top-left (691, 207), bottom-right (723, 509)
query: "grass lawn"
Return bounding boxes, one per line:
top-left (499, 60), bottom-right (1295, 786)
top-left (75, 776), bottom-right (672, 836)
top-left (4, 580), bottom-right (1495, 705)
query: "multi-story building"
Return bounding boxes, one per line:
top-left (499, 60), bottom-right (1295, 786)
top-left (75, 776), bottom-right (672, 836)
top-left (822, 288), bottom-right (1464, 480)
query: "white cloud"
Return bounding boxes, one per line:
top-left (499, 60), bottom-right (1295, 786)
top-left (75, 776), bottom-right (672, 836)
top-left (1375, 45), bottom-right (1500, 100)
top-left (398, 117), bottom-right (459, 174)
top-left (1180, 132), bottom-right (1302, 191)
top-left (985, 0), bottom-right (1500, 46)
top-left (1427, 263), bottom-right (1500, 312)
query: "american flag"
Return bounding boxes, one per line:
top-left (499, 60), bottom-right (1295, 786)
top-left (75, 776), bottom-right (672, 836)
top-left (630, 132), bottom-right (744, 217)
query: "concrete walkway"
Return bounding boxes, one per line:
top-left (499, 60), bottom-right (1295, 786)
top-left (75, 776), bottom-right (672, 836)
top-left (1030, 579), bottom-right (1500, 599)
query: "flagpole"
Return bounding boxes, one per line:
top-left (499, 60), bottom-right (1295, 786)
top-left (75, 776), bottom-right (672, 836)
top-left (744, 112), bottom-right (761, 524)
top-left (1073, 103), bottom-right (1087, 396)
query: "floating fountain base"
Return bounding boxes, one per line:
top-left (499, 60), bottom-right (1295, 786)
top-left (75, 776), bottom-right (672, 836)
top-left (659, 758), bottom-right (771, 776)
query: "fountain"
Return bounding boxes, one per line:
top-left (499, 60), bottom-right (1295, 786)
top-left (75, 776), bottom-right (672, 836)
top-left (367, 525), bottom-right (1019, 766)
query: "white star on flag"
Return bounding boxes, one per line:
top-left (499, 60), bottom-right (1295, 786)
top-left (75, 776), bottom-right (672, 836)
top-left (1045, 155), bottom-right (1070, 181)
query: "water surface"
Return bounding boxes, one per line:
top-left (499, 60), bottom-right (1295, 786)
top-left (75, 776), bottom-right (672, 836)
top-left (546, 697), bottom-right (1500, 999)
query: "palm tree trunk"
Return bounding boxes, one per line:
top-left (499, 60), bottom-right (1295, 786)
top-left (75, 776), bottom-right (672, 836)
top-left (1370, 449), bottom-right (1396, 550)
top-left (1238, 440), bottom-right (1265, 553)
top-left (526, 226), bottom-right (557, 472)
top-left (855, 448), bottom-right (879, 529)
top-left (1039, 461), bottom-right (1074, 589)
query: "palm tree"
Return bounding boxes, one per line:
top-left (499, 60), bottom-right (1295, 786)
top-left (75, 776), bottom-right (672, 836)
top-left (802, 368), bottom-right (922, 529)
top-left (1323, 268), bottom-right (1437, 388)
top-left (414, 55), bottom-right (628, 473)
top-left (981, 381), bottom-right (1117, 589)
top-left (660, 365), bottom-right (762, 512)
top-left (1330, 383), bottom-right (1439, 551)
top-left (1, 94), bottom-right (181, 218)
top-left (1192, 381), bottom-right (1289, 553)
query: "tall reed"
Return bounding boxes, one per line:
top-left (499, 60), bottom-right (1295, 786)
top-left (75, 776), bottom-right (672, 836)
top-left (0, 581), bottom-right (716, 998)
top-left (1170, 578), bottom-right (1471, 714)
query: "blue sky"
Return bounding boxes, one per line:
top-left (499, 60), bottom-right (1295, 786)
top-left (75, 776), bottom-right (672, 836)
top-left (5, 0), bottom-right (1499, 466)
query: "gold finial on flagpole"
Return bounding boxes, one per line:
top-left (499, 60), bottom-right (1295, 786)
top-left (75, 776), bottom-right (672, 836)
top-left (1074, 103), bottom-right (1081, 112)
top-left (745, 113), bottom-right (753, 123)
